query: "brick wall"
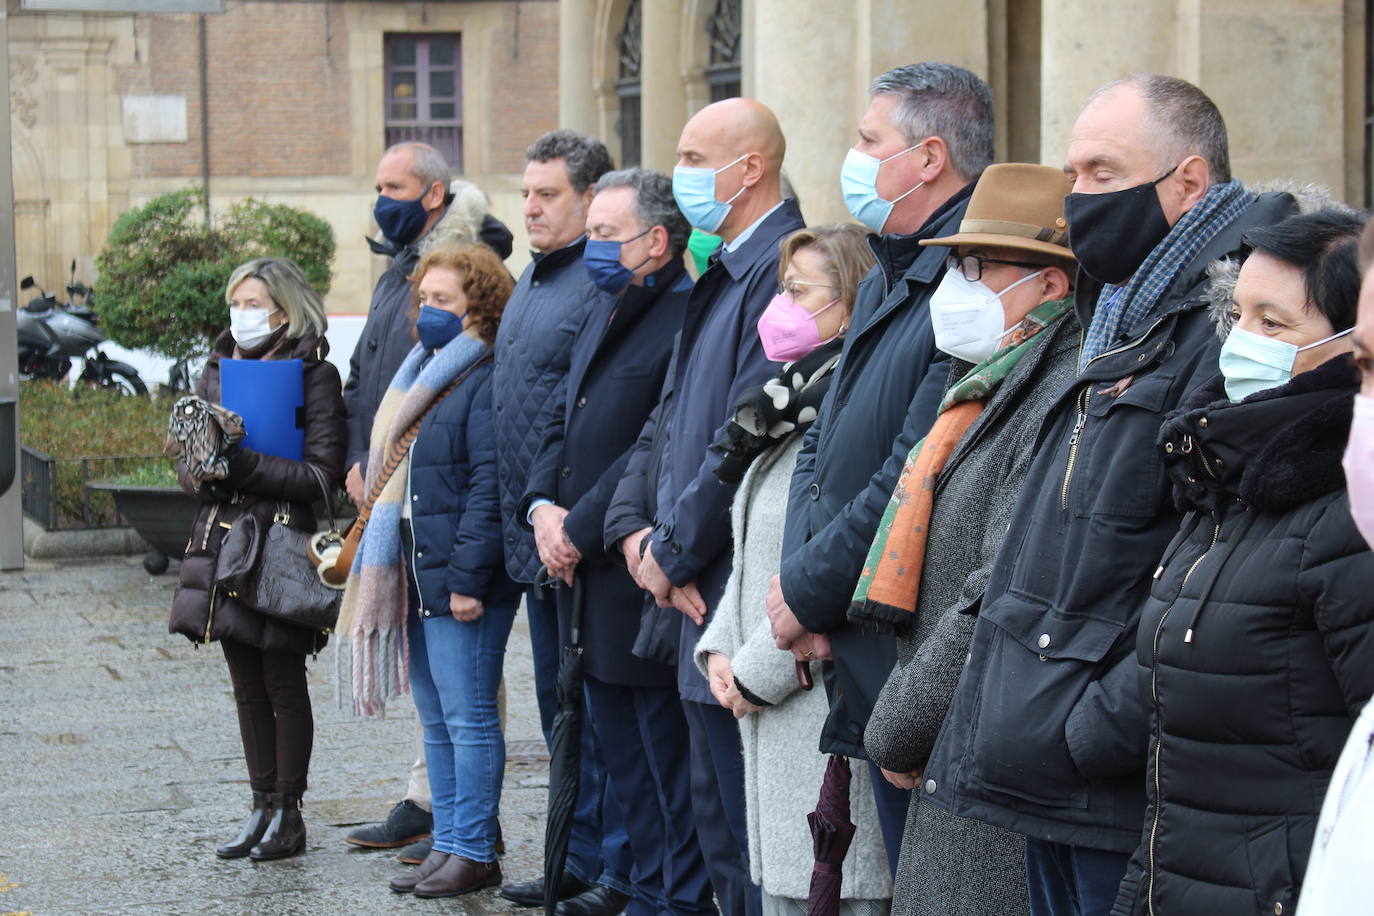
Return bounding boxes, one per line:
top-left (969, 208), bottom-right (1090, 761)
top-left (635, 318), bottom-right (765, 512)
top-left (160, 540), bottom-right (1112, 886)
top-left (485, 0), bottom-right (560, 174)
top-left (113, 2), bottom-right (352, 180)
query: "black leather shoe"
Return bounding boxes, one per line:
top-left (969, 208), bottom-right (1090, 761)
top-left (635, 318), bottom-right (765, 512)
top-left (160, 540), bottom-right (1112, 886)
top-left (249, 793), bottom-right (306, 861)
top-left (389, 849), bottom-right (448, 893)
top-left (556, 886), bottom-right (631, 916)
top-left (345, 799), bottom-right (433, 848)
top-left (500, 871), bottom-right (591, 907)
top-left (413, 855), bottom-right (502, 898)
top-left (216, 791), bottom-right (272, 859)
top-left (396, 836), bottom-right (432, 865)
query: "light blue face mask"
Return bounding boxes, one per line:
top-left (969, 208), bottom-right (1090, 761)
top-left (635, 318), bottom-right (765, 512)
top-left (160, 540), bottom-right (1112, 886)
top-left (672, 154), bottom-right (748, 234)
top-left (839, 143), bottom-right (925, 233)
top-left (1219, 323), bottom-right (1353, 402)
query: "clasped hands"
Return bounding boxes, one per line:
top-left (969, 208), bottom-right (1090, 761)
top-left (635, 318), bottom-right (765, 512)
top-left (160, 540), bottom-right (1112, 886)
top-left (706, 653), bottom-right (763, 719)
top-left (618, 527), bottom-right (708, 625)
top-left (765, 573), bottom-right (832, 663)
top-left (532, 504), bottom-right (582, 586)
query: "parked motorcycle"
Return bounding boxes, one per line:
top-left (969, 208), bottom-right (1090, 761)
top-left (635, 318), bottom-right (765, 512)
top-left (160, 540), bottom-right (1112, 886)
top-left (17, 264), bottom-right (147, 396)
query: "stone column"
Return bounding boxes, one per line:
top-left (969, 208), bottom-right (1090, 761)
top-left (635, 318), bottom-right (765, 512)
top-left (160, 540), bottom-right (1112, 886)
top-left (639, 0), bottom-right (686, 172)
top-left (559, 0), bottom-right (598, 132)
top-left (1039, 0), bottom-right (1176, 167)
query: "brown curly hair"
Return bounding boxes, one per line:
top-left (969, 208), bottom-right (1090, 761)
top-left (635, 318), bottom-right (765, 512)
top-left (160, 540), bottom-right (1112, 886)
top-left (409, 243), bottom-right (514, 344)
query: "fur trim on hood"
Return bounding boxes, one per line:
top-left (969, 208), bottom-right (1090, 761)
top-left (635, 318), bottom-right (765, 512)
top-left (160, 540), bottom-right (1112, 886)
top-left (420, 180), bottom-right (492, 254)
top-left (1207, 179), bottom-right (1355, 339)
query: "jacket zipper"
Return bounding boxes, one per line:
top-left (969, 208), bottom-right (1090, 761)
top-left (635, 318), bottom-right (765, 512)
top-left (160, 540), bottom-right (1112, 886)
top-left (203, 583), bottom-right (219, 644)
top-left (201, 504), bottom-right (220, 551)
top-left (1146, 518), bottom-right (1221, 916)
top-left (1060, 385), bottom-right (1091, 511)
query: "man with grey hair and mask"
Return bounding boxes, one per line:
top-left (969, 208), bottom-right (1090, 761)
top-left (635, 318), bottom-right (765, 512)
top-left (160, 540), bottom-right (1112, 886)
top-left (493, 129), bottom-right (636, 916)
top-left (921, 74), bottom-right (1298, 916)
top-left (768, 61), bottom-right (991, 874)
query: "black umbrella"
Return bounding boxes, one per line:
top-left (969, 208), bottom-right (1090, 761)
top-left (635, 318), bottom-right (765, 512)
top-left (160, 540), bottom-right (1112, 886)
top-left (543, 572), bottom-right (586, 916)
top-left (806, 755), bottom-right (857, 916)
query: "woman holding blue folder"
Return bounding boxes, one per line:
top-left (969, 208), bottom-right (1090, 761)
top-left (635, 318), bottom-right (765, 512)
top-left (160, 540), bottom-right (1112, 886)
top-left (169, 257), bottom-right (346, 862)
top-left (337, 243), bottom-right (518, 899)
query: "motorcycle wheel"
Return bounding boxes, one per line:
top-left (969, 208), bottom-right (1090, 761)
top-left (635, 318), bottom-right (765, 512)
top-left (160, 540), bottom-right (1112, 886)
top-left (97, 361), bottom-right (148, 397)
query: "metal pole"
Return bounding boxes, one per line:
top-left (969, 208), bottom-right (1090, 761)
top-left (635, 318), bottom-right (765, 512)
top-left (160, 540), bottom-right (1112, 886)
top-left (0, 4), bottom-right (26, 570)
top-left (198, 12), bottom-right (210, 224)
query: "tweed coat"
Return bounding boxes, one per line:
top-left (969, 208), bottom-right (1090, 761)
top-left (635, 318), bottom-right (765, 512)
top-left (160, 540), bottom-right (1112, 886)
top-left (862, 311), bottom-right (1080, 916)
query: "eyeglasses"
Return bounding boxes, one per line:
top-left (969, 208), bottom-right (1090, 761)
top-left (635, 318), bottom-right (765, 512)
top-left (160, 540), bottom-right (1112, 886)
top-left (946, 254), bottom-right (1043, 283)
top-left (779, 279), bottom-right (837, 300)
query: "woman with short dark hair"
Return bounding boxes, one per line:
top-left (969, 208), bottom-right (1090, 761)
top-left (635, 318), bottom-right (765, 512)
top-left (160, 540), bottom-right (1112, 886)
top-left (337, 243), bottom-right (519, 899)
top-left (1114, 209), bottom-right (1374, 916)
top-left (169, 256), bottom-right (346, 862)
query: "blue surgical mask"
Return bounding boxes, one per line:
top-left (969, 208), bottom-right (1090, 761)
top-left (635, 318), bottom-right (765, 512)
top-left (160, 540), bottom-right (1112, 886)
top-left (839, 144), bottom-right (925, 233)
top-left (373, 189), bottom-right (435, 248)
top-left (415, 305), bottom-right (466, 351)
top-left (1218, 324), bottom-right (1353, 402)
top-left (584, 229), bottom-right (653, 293)
top-left (672, 154), bottom-right (748, 233)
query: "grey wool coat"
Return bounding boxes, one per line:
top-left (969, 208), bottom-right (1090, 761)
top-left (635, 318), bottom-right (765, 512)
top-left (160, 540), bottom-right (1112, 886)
top-left (696, 435), bottom-right (892, 904)
top-left (863, 310), bottom-right (1081, 916)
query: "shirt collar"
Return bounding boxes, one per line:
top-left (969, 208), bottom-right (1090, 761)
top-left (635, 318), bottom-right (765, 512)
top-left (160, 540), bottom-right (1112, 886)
top-left (724, 200), bottom-right (786, 253)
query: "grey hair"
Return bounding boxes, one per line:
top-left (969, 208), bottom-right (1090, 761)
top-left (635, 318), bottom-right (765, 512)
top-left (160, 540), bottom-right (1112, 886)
top-left (869, 62), bottom-right (995, 182)
top-left (526, 129), bottom-right (615, 193)
top-left (594, 168), bottom-right (690, 257)
top-left (421, 180), bottom-right (492, 254)
top-left (225, 257), bottom-right (327, 339)
top-left (1087, 73), bottom-right (1232, 184)
top-left (384, 141), bottom-right (450, 194)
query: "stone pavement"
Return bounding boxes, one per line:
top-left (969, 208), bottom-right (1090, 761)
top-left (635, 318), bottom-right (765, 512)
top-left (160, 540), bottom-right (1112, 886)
top-left (0, 556), bottom-right (555, 915)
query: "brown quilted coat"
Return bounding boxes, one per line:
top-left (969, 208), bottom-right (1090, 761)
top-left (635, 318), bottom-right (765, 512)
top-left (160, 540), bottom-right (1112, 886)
top-left (168, 328), bottom-right (347, 655)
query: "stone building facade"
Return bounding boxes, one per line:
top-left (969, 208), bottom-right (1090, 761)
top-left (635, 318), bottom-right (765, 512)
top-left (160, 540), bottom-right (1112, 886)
top-left (9, 0), bottom-right (560, 314)
top-left (561, 0), bottom-right (1370, 226)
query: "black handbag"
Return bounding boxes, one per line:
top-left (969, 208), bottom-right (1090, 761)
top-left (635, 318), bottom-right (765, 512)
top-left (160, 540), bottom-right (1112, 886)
top-left (215, 464), bottom-right (342, 632)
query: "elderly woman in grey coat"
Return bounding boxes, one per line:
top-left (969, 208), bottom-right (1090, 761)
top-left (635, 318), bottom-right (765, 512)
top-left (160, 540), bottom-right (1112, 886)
top-left (854, 164), bottom-right (1081, 916)
top-left (695, 224), bottom-right (890, 916)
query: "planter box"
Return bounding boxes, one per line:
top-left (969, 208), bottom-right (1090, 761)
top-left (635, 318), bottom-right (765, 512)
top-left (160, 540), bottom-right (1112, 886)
top-left (85, 481), bottom-right (198, 560)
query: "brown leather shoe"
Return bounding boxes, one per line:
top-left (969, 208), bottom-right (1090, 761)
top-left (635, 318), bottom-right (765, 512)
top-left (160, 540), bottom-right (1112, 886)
top-left (389, 849), bottom-right (450, 894)
top-left (413, 854), bottom-right (502, 898)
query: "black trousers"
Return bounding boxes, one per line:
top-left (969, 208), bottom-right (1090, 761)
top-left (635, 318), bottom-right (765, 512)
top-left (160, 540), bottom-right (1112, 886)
top-left (221, 638), bottom-right (313, 796)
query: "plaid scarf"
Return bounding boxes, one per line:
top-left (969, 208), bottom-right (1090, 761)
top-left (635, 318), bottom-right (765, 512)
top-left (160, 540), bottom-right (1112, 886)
top-left (1079, 179), bottom-right (1253, 369)
top-left (848, 297), bottom-right (1074, 633)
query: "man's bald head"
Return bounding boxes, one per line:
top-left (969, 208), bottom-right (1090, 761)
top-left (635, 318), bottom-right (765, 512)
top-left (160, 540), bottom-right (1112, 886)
top-left (675, 98), bottom-right (786, 242)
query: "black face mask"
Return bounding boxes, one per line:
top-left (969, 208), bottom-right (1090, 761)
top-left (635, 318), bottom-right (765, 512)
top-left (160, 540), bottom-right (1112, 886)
top-left (1064, 166), bottom-right (1177, 285)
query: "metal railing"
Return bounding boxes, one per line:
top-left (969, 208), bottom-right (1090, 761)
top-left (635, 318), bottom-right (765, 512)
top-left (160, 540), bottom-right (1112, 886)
top-left (20, 446), bottom-right (169, 530)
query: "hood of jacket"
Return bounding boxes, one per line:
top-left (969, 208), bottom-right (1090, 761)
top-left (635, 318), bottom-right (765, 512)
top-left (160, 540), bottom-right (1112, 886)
top-left (1157, 352), bottom-right (1358, 514)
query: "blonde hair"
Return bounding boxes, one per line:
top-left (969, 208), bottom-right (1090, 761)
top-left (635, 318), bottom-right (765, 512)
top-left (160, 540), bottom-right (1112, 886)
top-left (225, 257), bottom-right (327, 340)
top-left (777, 224), bottom-right (875, 317)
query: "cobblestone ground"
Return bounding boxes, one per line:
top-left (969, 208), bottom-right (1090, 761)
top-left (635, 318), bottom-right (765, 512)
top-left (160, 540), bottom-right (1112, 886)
top-left (0, 556), bottom-right (552, 915)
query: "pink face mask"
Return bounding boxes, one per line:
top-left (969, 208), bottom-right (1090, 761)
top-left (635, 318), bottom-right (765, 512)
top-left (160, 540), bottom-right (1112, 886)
top-left (757, 292), bottom-right (843, 363)
top-left (1344, 393), bottom-right (1374, 549)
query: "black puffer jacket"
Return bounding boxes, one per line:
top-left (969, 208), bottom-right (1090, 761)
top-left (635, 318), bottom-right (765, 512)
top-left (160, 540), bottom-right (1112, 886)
top-left (169, 329), bottom-right (347, 656)
top-left (1112, 355), bottom-right (1374, 916)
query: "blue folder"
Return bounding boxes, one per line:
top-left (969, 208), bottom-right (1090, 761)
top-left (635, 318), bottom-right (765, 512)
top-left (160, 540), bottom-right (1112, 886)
top-left (220, 358), bottom-right (306, 461)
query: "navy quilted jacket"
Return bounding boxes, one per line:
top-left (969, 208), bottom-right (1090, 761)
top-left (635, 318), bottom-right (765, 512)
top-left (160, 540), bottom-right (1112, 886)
top-left (492, 237), bottom-right (610, 583)
top-left (406, 352), bottom-right (519, 617)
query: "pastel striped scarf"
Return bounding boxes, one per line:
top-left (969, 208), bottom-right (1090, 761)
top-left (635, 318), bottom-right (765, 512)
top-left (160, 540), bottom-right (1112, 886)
top-left (336, 334), bottom-right (487, 716)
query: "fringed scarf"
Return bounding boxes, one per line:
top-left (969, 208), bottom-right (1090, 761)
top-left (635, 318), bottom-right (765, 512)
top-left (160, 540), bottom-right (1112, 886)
top-left (848, 296), bottom-right (1074, 633)
top-left (336, 334), bottom-right (488, 716)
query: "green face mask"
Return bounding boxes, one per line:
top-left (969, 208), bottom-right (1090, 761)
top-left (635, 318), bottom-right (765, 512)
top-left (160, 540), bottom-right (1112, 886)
top-left (687, 228), bottom-right (723, 275)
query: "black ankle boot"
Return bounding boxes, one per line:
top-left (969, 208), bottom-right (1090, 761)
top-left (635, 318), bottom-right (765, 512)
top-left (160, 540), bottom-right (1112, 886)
top-left (216, 791), bottom-right (272, 859)
top-left (249, 793), bottom-right (306, 861)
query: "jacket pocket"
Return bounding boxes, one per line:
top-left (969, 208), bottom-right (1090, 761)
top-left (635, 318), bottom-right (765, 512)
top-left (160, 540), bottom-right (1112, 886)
top-left (1074, 372), bottom-right (1175, 518)
top-left (1243, 818), bottom-right (1298, 916)
top-left (967, 591), bottom-right (1125, 809)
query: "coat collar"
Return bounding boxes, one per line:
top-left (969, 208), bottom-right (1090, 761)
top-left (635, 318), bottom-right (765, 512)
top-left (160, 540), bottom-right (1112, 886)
top-left (868, 181), bottom-right (975, 292)
top-left (713, 198), bottom-right (806, 282)
top-left (530, 235), bottom-right (589, 279)
top-left (1158, 353), bottom-right (1358, 514)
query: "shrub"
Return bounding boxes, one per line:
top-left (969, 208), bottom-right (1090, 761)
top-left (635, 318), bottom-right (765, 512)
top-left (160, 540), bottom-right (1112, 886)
top-left (94, 189), bottom-right (335, 359)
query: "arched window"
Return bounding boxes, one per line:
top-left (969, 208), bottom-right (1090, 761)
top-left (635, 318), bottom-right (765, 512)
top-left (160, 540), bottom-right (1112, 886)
top-left (616, 0), bottom-right (642, 167)
top-left (705, 0), bottom-right (741, 102)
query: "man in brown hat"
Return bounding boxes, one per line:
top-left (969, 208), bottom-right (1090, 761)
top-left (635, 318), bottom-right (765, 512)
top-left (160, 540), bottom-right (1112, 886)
top-left (855, 162), bottom-right (1080, 916)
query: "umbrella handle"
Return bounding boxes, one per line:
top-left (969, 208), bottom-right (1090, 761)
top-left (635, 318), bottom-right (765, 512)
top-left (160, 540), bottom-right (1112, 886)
top-left (570, 573), bottom-right (585, 647)
top-left (796, 660), bottom-right (814, 690)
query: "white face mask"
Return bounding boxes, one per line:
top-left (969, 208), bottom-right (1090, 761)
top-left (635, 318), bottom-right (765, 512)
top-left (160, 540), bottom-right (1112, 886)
top-left (229, 307), bottom-right (277, 350)
top-left (928, 268), bottom-right (1043, 364)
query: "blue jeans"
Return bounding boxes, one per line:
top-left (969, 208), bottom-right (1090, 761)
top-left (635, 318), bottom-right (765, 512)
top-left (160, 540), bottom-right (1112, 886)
top-left (526, 584), bottom-right (633, 893)
top-left (407, 586), bottom-right (516, 862)
top-left (1024, 837), bottom-right (1130, 916)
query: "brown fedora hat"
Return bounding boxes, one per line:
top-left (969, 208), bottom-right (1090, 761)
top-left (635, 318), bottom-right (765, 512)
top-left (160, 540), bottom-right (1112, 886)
top-left (921, 162), bottom-right (1076, 261)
